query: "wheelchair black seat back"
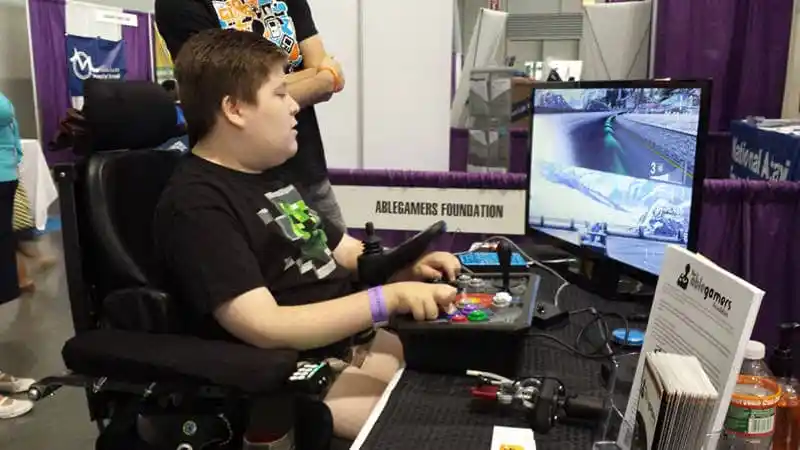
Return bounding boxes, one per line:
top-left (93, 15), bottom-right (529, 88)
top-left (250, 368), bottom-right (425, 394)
top-left (36, 79), bottom-right (320, 450)
top-left (66, 150), bottom-right (183, 332)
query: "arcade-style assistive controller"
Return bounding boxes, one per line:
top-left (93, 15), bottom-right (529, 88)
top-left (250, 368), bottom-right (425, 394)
top-left (392, 272), bottom-right (541, 376)
top-left (403, 273), bottom-right (540, 331)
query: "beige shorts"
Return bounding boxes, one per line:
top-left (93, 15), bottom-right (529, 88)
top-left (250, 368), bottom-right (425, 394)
top-left (325, 339), bottom-right (372, 374)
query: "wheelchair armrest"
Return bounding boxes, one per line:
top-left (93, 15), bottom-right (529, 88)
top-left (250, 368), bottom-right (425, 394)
top-left (102, 287), bottom-right (185, 334)
top-left (62, 329), bottom-right (298, 394)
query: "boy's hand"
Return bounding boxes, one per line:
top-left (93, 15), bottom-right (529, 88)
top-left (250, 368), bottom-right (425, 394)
top-left (393, 252), bottom-right (462, 283)
top-left (387, 282), bottom-right (457, 321)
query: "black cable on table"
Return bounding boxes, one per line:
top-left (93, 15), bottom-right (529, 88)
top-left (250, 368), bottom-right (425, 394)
top-left (527, 308), bottom-right (632, 360)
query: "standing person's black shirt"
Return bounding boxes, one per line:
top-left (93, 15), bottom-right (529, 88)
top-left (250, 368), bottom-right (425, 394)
top-left (153, 154), bottom-right (353, 357)
top-left (155, 0), bottom-right (329, 186)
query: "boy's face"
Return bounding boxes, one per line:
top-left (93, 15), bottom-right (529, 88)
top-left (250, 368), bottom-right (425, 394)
top-left (236, 66), bottom-right (300, 169)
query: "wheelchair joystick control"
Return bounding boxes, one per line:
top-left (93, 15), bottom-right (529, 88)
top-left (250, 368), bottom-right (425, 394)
top-left (357, 220), bottom-right (447, 288)
top-left (496, 241), bottom-right (512, 292)
top-left (362, 222), bottom-right (383, 257)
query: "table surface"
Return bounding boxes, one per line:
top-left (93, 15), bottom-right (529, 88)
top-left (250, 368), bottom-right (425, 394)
top-left (357, 268), bottom-right (649, 450)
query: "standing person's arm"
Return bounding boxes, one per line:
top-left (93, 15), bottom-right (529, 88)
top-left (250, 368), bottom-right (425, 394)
top-left (285, 1), bottom-right (345, 107)
top-left (11, 119), bottom-right (21, 166)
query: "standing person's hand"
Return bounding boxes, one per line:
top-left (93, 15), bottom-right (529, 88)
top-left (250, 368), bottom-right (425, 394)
top-left (386, 282), bottom-right (457, 321)
top-left (319, 56), bottom-right (345, 92)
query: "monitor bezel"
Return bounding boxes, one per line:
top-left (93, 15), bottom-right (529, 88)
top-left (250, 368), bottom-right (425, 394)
top-left (524, 79), bottom-right (712, 284)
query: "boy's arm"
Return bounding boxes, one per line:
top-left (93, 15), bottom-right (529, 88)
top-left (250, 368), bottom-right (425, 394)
top-left (215, 285), bottom-right (400, 351)
top-left (161, 204), bottom-right (457, 351)
top-left (159, 205), bottom-right (378, 350)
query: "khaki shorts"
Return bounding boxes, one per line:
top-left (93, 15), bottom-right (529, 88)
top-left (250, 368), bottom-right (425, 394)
top-left (325, 340), bottom-right (371, 374)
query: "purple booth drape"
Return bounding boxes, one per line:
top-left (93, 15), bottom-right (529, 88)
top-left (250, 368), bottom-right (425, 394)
top-left (122, 11), bottom-right (154, 82)
top-left (654, 0), bottom-right (793, 131)
top-left (29, 0), bottom-right (69, 164)
top-left (697, 179), bottom-right (800, 348)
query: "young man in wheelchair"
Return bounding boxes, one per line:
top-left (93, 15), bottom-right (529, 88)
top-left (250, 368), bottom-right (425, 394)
top-left (153, 29), bottom-right (461, 441)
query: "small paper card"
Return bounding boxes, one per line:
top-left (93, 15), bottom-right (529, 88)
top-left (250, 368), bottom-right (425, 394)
top-left (490, 426), bottom-right (536, 450)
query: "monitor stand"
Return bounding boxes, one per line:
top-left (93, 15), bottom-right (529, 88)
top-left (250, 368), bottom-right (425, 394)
top-left (543, 255), bottom-right (655, 303)
top-left (579, 257), bottom-right (621, 300)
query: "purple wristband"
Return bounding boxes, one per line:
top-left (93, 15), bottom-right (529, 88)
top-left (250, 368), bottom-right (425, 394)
top-left (368, 286), bottom-right (390, 324)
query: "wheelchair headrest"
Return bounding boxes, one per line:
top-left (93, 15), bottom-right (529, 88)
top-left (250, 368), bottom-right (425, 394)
top-left (83, 79), bottom-right (181, 153)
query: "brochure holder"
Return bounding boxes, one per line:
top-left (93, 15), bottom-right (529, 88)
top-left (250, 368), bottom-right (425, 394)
top-left (592, 245), bottom-right (766, 450)
top-left (593, 432), bottom-right (722, 450)
top-left (593, 352), bottom-right (724, 449)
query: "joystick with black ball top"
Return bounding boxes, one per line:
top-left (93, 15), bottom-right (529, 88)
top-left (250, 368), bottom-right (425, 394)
top-left (362, 222), bottom-right (383, 256)
top-left (496, 241), bottom-right (512, 292)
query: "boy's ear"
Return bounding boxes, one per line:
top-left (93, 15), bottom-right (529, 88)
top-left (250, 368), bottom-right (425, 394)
top-left (220, 95), bottom-right (247, 129)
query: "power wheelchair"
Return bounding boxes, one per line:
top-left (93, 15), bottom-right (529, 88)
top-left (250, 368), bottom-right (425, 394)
top-left (29, 80), bottom-right (442, 450)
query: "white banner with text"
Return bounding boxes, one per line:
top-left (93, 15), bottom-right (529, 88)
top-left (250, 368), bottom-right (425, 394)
top-left (332, 185), bottom-right (526, 235)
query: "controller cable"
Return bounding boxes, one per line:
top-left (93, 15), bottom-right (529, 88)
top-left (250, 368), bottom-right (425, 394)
top-left (526, 307), bottom-right (633, 360)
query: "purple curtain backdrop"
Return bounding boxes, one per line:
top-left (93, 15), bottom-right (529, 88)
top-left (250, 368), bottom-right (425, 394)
top-left (122, 11), bottom-right (154, 82)
top-left (654, 0), bottom-right (793, 131)
top-left (29, 0), bottom-right (69, 164)
top-left (697, 179), bottom-right (800, 348)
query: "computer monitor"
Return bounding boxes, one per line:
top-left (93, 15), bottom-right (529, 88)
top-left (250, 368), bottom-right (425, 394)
top-left (525, 80), bottom-right (711, 281)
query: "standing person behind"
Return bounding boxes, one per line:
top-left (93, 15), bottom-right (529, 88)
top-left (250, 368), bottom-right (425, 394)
top-left (0, 92), bottom-right (35, 419)
top-left (13, 182), bottom-right (56, 293)
top-left (155, 0), bottom-right (347, 232)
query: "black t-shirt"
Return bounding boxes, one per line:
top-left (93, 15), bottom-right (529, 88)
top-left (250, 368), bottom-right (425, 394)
top-left (155, 0), bottom-right (329, 185)
top-left (153, 153), bottom-right (353, 356)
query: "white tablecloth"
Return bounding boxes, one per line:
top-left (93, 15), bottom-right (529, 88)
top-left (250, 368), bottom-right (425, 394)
top-left (19, 139), bottom-right (58, 231)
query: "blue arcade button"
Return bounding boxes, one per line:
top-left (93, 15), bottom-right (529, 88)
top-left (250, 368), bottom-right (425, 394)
top-left (612, 328), bottom-right (645, 347)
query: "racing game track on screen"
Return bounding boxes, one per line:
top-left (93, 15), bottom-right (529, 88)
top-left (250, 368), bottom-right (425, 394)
top-left (528, 87), bottom-right (701, 275)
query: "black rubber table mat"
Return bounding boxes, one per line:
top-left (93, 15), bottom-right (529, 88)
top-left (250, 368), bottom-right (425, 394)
top-left (360, 269), bottom-right (648, 450)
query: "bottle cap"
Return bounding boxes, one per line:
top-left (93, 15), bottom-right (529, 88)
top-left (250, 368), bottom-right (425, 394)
top-left (771, 322), bottom-right (800, 378)
top-left (745, 340), bottom-right (766, 360)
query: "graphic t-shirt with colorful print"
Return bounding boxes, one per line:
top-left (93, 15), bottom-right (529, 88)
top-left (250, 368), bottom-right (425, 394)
top-left (155, 0), bottom-right (330, 185)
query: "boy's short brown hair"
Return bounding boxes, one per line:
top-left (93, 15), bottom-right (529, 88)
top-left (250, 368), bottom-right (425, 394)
top-left (174, 29), bottom-right (287, 145)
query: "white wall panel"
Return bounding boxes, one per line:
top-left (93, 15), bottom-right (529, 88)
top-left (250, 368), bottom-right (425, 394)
top-left (362, 0), bottom-right (453, 171)
top-left (306, 0), bottom-right (360, 169)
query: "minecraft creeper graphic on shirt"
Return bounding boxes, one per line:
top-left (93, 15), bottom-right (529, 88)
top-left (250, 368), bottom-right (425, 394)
top-left (276, 198), bottom-right (330, 263)
top-left (257, 185), bottom-right (337, 279)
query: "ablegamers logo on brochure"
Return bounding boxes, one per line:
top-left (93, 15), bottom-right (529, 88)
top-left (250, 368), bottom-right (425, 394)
top-left (677, 263), bottom-right (732, 317)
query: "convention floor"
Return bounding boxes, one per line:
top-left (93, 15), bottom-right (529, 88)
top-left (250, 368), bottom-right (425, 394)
top-left (0, 231), bottom-right (97, 449)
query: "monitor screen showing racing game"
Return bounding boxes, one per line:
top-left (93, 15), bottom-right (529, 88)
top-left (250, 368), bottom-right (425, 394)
top-left (526, 82), bottom-right (706, 276)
